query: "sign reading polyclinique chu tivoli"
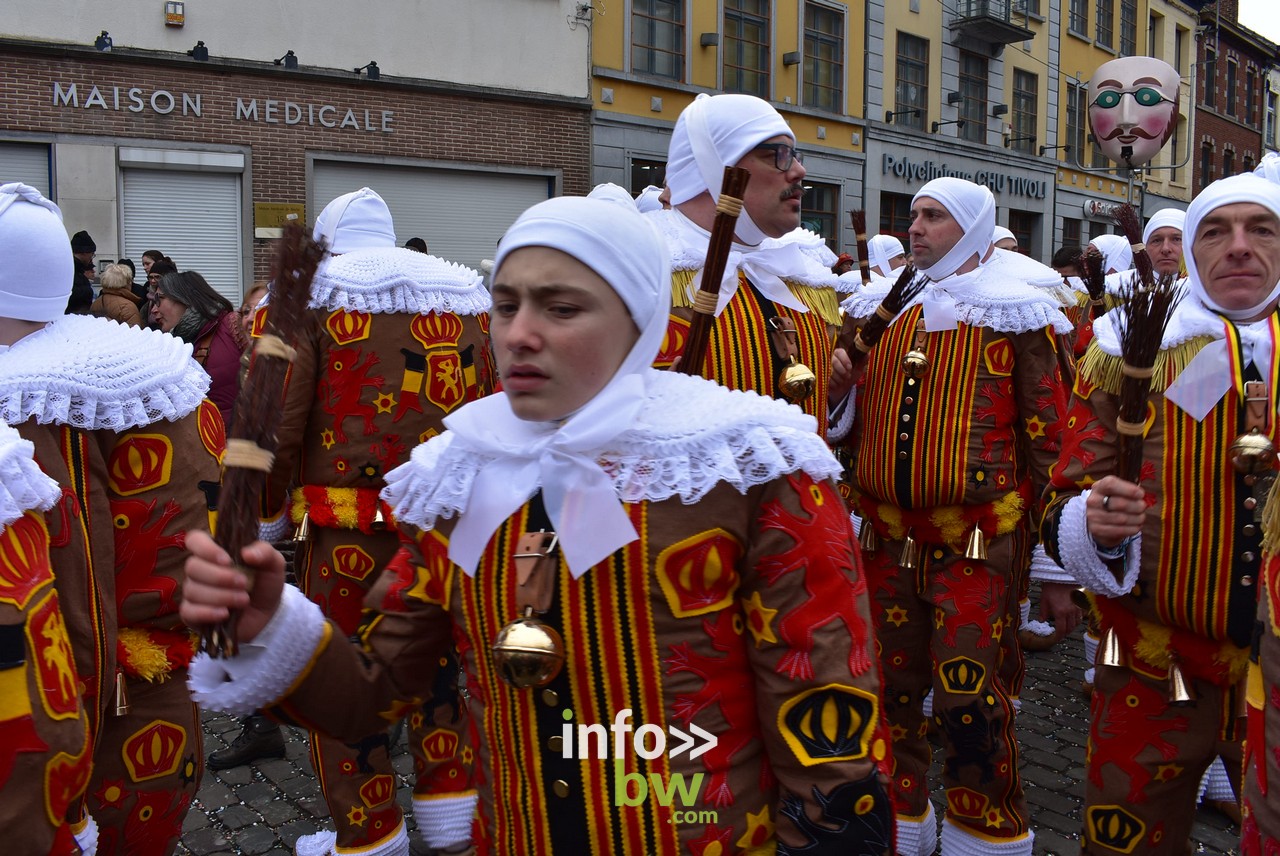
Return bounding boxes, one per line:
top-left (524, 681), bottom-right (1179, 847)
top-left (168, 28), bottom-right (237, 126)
top-left (50, 81), bottom-right (396, 133)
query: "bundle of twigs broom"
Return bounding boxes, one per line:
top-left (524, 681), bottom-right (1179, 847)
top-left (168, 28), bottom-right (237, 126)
top-left (833, 210), bottom-right (925, 361)
top-left (198, 222), bottom-right (323, 658)
top-left (676, 166), bottom-right (751, 378)
top-left (1112, 204), bottom-right (1184, 482)
top-left (1079, 244), bottom-right (1108, 320)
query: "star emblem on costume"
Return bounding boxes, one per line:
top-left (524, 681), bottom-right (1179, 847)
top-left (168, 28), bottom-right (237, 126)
top-left (374, 392), bottom-right (397, 414)
top-left (985, 807), bottom-right (1006, 828)
top-left (1024, 415), bottom-right (1046, 439)
top-left (689, 824), bottom-right (733, 855)
top-left (461, 746), bottom-right (475, 765)
top-left (346, 805), bottom-right (367, 828)
top-left (360, 462), bottom-right (382, 479)
top-left (179, 753), bottom-right (198, 786)
top-left (741, 591), bottom-right (778, 646)
top-left (934, 606), bottom-right (946, 630)
top-left (735, 805), bottom-right (774, 850)
top-left (990, 617), bottom-right (1005, 641)
top-left (321, 429), bottom-right (337, 450)
top-left (885, 606), bottom-right (909, 627)
top-left (1154, 762), bottom-right (1184, 782)
top-left (410, 711), bottom-right (425, 731)
top-left (890, 723), bottom-right (908, 741)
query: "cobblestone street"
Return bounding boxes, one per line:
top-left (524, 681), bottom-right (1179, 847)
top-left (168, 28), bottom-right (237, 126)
top-left (176, 624), bottom-right (1242, 855)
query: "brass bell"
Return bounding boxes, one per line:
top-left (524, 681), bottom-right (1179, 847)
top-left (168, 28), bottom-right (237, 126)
top-left (1070, 587), bottom-right (1091, 611)
top-left (293, 514), bottom-right (311, 543)
top-left (1167, 660), bottom-right (1195, 706)
top-left (858, 523), bottom-right (880, 553)
top-left (1229, 431), bottom-right (1276, 474)
top-left (1098, 627), bottom-right (1124, 668)
top-left (114, 670), bottom-right (130, 716)
top-left (963, 525), bottom-right (987, 561)
top-left (899, 531), bottom-right (919, 569)
top-left (778, 357), bottom-right (816, 403)
top-left (372, 504), bottom-right (386, 529)
top-left (492, 610), bottom-right (565, 689)
top-left (900, 349), bottom-right (930, 379)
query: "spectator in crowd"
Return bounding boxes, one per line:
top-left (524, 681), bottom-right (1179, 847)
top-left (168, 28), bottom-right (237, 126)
top-left (403, 236), bottom-right (427, 253)
top-left (832, 252), bottom-right (855, 276)
top-left (141, 249), bottom-right (165, 276)
top-left (237, 281), bottom-right (269, 335)
top-left (1052, 245), bottom-right (1084, 279)
top-left (67, 257), bottom-right (94, 314)
top-left (70, 229), bottom-right (96, 274)
top-left (91, 263), bottom-right (144, 327)
top-left (993, 225), bottom-right (1019, 251)
top-left (119, 257), bottom-right (147, 301)
top-left (151, 270), bottom-right (248, 426)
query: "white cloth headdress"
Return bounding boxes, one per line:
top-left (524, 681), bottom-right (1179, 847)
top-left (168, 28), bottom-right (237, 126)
top-left (1143, 208), bottom-right (1185, 244)
top-left (992, 225), bottom-right (1016, 246)
top-left (634, 185), bottom-right (664, 213)
top-left (1088, 234), bottom-right (1133, 274)
top-left (868, 234), bottom-right (906, 278)
top-left (911, 178), bottom-right (995, 282)
top-left (427, 194), bottom-right (670, 576)
top-left (312, 187), bottom-right (396, 254)
top-left (1255, 151), bottom-right (1280, 185)
top-left (0, 183), bottom-right (74, 323)
top-left (666, 93), bottom-right (793, 246)
top-left (1183, 173), bottom-right (1280, 321)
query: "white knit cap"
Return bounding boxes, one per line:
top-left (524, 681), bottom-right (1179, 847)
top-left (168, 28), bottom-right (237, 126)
top-left (910, 177), bottom-right (995, 280)
top-left (868, 234), bottom-right (907, 277)
top-left (0, 183), bottom-right (74, 323)
top-left (443, 193), bottom-right (671, 576)
top-left (1255, 151), bottom-right (1280, 185)
top-left (312, 187), bottom-right (396, 254)
top-left (1088, 234), bottom-right (1133, 274)
top-left (1142, 208), bottom-right (1185, 244)
top-left (1184, 173), bottom-right (1280, 320)
top-left (666, 93), bottom-right (793, 244)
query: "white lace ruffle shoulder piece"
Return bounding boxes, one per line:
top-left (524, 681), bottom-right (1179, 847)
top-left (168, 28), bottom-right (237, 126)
top-left (835, 270), bottom-right (894, 296)
top-left (647, 208), bottom-right (841, 289)
top-left (915, 264), bottom-right (1073, 335)
top-left (1090, 293), bottom-right (1223, 357)
top-left (383, 370), bottom-right (842, 532)
top-left (840, 280), bottom-right (894, 318)
top-left (308, 247), bottom-right (491, 316)
top-left (0, 421), bottom-right (61, 529)
top-left (986, 248), bottom-right (1065, 289)
top-left (0, 315), bottom-right (211, 432)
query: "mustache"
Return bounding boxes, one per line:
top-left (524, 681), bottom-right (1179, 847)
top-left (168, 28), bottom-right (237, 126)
top-left (781, 184), bottom-right (805, 201)
top-left (1099, 126), bottom-right (1161, 141)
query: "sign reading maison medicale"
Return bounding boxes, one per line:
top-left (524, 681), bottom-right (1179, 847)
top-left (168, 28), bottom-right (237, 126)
top-left (51, 82), bottom-right (396, 133)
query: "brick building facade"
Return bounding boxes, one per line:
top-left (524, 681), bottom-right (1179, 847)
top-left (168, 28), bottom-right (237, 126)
top-left (0, 41), bottom-right (591, 299)
top-left (1194, 0), bottom-right (1278, 192)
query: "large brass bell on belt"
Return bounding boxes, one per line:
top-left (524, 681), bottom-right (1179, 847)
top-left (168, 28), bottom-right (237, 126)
top-left (900, 349), bottom-right (930, 379)
top-left (491, 607), bottom-right (565, 689)
top-left (1229, 431), bottom-right (1276, 474)
top-left (778, 356), bottom-right (816, 403)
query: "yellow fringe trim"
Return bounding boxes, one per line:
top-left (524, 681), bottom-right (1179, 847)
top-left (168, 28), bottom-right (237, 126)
top-left (1075, 336), bottom-right (1214, 396)
top-left (878, 504), bottom-right (904, 540)
top-left (670, 270), bottom-right (842, 326)
top-left (1262, 475), bottom-right (1280, 554)
top-left (1131, 617), bottom-right (1251, 683)
top-left (290, 486), bottom-right (362, 529)
top-left (866, 490), bottom-right (1025, 549)
top-left (118, 627), bottom-right (176, 682)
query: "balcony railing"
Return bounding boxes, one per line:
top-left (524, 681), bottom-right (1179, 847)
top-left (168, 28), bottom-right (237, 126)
top-left (952, 0), bottom-right (1036, 47)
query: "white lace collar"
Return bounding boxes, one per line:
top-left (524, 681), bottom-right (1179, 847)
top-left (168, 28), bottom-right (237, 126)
top-left (309, 246), bottom-right (491, 316)
top-left (840, 260), bottom-right (1071, 335)
top-left (1091, 293), bottom-right (1231, 356)
top-left (383, 369), bottom-right (841, 539)
top-left (0, 315), bottom-right (211, 431)
top-left (647, 208), bottom-right (841, 289)
top-left (0, 421), bottom-right (61, 528)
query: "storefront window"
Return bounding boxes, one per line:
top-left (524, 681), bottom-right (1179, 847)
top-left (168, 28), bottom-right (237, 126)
top-left (801, 181), bottom-right (840, 252)
top-left (725, 0), bottom-right (770, 98)
top-left (629, 159), bottom-right (667, 196)
top-left (959, 51), bottom-right (987, 144)
top-left (880, 191), bottom-right (914, 243)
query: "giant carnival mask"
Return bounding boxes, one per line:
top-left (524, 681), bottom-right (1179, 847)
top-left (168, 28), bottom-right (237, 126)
top-left (1088, 56), bottom-right (1180, 168)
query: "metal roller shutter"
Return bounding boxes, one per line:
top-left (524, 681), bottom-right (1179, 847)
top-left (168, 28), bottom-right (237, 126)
top-left (0, 143), bottom-right (52, 195)
top-left (313, 161), bottom-right (553, 271)
top-left (122, 169), bottom-right (244, 303)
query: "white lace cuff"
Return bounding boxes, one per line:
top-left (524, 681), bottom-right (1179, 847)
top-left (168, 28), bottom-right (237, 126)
top-left (825, 388), bottom-right (856, 443)
top-left (1028, 544), bottom-right (1076, 584)
top-left (895, 801), bottom-right (938, 856)
top-left (1057, 492), bottom-right (1141, 598)
top-left (0, 426), bottom-right (61, 528)
top-left (73, 812), bottom-right (99, 856)
top-left (187, 585), bottom-right (325, 716)
top-left (413, 792), bottom-right (478, 850)
top-left (942, 819), bottom-right (1032, 855)
top-left (258, 506), bottom-right (292, 543)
